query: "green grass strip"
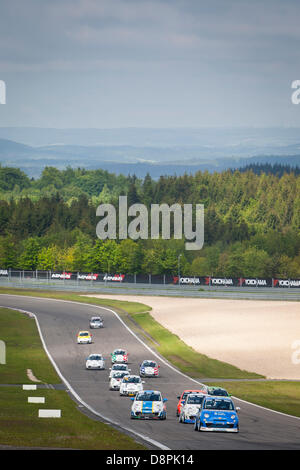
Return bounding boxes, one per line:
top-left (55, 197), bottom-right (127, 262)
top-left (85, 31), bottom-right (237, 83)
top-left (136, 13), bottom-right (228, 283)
top-left (0, 386), bottom-right (145, 449)
top-left (207, 381), bottom-right (300, 418)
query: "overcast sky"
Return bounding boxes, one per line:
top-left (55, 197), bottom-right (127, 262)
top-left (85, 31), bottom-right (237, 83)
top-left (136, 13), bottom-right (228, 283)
top-left (1, 0), bottom-right (300, 128)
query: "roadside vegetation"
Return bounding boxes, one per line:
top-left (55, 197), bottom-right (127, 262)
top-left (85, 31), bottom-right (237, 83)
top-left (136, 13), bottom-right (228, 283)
top-left (0, 165), bottom-right (299, 278)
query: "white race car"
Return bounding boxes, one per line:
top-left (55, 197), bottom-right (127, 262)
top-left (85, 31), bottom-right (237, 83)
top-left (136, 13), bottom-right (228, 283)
top-left (85, 353), bottom-right (105, 370)
top-left (179, 393), bottom-right (206, 424)
top-left (111, 349), bottom-right (128, 364)
top-left (77, 331), bottom-right (92, 344)
top-left (109, 363), bottom-right (131, 378)
top-left (119, 375), bottom-right (145, 397)
top-left (130, 390), bottom-right (167, 420)
top-left (89, 316), bottom-right (104, 329)
top-left (109, 370), bottom-right (130, 391)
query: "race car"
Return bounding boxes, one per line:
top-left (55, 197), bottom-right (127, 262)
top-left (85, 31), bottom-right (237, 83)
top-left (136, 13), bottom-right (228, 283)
top-left (176, 387), bottom-right (208, 417)
top-left (109, 370), bottom-right (130, 391)
top-left (109, 363), bottom-right (131, 378)
top-left (85, 353), bottom-right (105, 370)
top-left (89, 316), bottom-right (104, 329)
top-left (207, 386), bottom-right (230, 397)
top-left (194, 396), bottom-right (240, 432)
top-left (178, 393), bottom-right (206, 423)
top-left (139, 360), bottom-right (160, 377)
top-left (119, 375), bottom-right (145, 397)
top-left (77, 331), bottom-right (92, 344)
top-left (111, 349), bottom-right (128, 364)
top-left (130, 390), bottom-right (167, 420)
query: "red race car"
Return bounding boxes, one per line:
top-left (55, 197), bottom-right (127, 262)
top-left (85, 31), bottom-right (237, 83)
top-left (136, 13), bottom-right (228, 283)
top-left (176, 388), bottom-right (208, 416)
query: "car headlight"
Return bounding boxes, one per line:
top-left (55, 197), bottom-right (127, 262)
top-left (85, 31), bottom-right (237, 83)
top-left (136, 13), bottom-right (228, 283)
top-left (204, 413), bottom-right (210, 418)
top-left (231, 415), bottom-right (236, 420)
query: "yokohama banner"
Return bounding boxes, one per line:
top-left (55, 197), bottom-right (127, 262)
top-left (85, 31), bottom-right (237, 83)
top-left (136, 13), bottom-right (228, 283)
top-left (238, 278), bottom-right (272, 287)
top-left (173, 276), bottom-right (202, 285)
top-left (274, 279), bottom-right (300, 288)
top-left (208, 277), bottom-right (240, 286)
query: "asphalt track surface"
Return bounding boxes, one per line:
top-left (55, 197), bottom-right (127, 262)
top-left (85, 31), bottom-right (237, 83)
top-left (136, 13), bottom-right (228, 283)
top-left (1, 294), bottom-right (300, 450)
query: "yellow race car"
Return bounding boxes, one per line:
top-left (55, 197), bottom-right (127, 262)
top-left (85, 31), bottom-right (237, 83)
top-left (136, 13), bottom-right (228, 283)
top-left (77, 330), bottom-right (92, 344)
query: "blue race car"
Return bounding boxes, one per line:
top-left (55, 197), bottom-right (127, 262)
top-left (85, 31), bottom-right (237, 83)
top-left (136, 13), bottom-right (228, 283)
top-left (130, 390), bottom-right (167, 420)
top-left (194, 396), bottom-right (240, 432)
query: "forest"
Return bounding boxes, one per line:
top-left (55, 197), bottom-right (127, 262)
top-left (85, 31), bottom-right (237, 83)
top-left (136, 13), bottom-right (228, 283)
top-left (0, 164), bottom-right (299, 277)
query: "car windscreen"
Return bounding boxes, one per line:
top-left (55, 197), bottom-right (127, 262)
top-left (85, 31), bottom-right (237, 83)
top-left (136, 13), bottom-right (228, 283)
top-left (113, 365), bottom-right (127, 370)
top-left (187, 395), bottom-right (204, 404)
top-left (114, 350), bottom-right (126, 355)
top-left (135, 393), bottom-right (161, 401)
top-left (79, 332), bottom-right (89, 336)
top-left (112, 372), bottom-right (128, 378)
top-left (89, 355), bottom-right (102, 360)
top-left (123, 377), bottom-right (141, 383)
top-left (91, 318), bottom-right (102, 322)
top-left (210, 389), bottom-right (229, 396)
top-left (204, 398), bottom-right (234, 410)
top-left (143, 361), bottom-right (156, 367)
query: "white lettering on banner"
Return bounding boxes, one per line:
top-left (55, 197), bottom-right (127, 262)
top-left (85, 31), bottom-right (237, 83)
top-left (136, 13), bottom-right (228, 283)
top-left (244, 279), bottom-right (267, 286)
top-left (277, 279), bottom-right (300, 287)
top-left (211, 278), bottom-right (233, 285)
top-left (51, 273), bottom-right (72, 279)
top-left (179, 277), bottom-right (201, 285)
top-left (77, 274), bottom-right (99, 280)
top-left (103, 274), bottom-right (125, 282)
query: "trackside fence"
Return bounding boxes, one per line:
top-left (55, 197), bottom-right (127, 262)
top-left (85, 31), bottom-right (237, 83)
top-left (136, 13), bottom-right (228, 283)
top-left (0, 269), bottom-right (299, 288)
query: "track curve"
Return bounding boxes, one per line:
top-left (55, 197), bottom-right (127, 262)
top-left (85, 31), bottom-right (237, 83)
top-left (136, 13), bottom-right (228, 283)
top-left (1, 294), bottom-right (300, 450)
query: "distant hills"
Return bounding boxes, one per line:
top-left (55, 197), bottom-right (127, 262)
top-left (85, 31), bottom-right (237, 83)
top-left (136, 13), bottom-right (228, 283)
top-left (0, 127), bottom-right (300, 178)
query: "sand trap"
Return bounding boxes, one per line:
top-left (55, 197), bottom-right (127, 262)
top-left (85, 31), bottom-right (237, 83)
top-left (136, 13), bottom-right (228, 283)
top-left (84, 294), bottom-right (300, 379)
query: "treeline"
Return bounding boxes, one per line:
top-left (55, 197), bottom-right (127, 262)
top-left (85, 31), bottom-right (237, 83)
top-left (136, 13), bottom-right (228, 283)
top-left (0, 164), bottom-right (299, 277)
top-left (237, 162), bottom-right (300, 177)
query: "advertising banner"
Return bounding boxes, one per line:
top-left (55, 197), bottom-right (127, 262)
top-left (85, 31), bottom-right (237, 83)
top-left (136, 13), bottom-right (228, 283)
top-left (274, 279), bottom-right (300, 288)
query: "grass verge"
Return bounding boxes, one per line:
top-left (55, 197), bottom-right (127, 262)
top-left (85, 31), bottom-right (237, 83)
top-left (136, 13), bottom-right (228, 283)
top-left (0, 386), bottom-right (145, 449)
top-left (0, 307), bottom-right (60, 384)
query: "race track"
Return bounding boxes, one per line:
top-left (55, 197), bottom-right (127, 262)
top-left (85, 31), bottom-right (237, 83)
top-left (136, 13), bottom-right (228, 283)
top-left (1, 294), bottom-right (300, 450)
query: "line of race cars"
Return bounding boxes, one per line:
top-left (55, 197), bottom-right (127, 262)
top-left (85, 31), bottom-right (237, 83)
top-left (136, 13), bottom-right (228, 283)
top-left (76, 317), bottom-right (240, 431)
